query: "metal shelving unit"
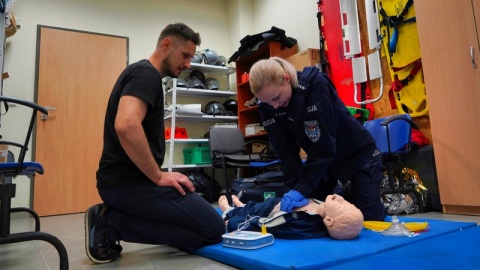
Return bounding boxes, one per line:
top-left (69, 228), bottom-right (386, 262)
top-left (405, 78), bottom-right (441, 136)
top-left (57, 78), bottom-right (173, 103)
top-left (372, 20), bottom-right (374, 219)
top-left (162, 64), bottom-right (237, 171)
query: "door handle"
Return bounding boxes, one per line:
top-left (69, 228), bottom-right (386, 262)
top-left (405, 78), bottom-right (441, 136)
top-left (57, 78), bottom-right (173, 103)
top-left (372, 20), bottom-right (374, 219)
top-left (41, 107), bottom-right (57, 121)
top-left (470, 46), bottom-right (477, 69)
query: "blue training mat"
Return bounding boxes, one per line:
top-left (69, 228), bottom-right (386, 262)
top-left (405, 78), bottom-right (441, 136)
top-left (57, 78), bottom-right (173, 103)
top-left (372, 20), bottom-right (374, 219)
top-left (326, 225), bottom-right (480, 269)
top-left (192, 213), bottom-right (476, 270)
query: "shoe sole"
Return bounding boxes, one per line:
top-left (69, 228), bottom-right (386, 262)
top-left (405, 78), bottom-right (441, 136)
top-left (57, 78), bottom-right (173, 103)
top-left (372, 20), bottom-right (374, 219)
top-left (84, 205), bottom-right (114, 264)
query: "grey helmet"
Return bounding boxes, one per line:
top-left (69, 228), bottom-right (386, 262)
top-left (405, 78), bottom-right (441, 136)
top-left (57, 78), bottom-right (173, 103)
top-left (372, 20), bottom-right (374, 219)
top-left (204, 101), bottom-right (225, 116)
top-left (191, 51), bottom-right (203, 64)
top-left (205, 77), bottom-right (221, 90)
top-left (165, 77), bottom-right (187, 90)
top-left (215, 55), bottom-right (227, 66)
top-left (202, 49), bottom-right (219, 65)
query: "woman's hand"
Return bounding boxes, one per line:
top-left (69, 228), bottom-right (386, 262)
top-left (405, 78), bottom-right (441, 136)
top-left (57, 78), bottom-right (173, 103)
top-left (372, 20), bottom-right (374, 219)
top-left (280, 190), bottom-right (309, 212)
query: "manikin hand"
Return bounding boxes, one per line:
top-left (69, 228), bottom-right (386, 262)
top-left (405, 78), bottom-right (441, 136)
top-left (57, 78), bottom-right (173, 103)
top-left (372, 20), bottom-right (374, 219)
top-left (280, 190), bottom-right (309, 212)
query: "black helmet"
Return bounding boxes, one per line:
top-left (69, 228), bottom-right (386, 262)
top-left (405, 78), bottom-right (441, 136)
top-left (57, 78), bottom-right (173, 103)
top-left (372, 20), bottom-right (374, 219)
top-left (223, 99), bottom-right (238, 115)
top-left (191, 51), bottom-right (203, 64)
top-left (204, 101), bottom-right (225, 116)
top-left (165, 77), bottom-right (187, 90)
top-left (205, 78), bottom-right (221, 90)
top-left (186, 77), bottom-right (206, 89)
top-left (202, 49), bottom-right (219, 65)
top-left (189, 69), bottom-right (206, 84)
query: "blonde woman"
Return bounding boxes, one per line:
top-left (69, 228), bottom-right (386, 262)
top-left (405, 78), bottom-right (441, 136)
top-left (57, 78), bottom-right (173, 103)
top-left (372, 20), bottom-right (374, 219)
top-left (249, 57), bottom-right (386, 222)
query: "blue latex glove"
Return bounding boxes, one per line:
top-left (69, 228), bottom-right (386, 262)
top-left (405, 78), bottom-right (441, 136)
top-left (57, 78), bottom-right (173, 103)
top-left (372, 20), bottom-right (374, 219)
top-left (280, 190), bottom-right (309, 212)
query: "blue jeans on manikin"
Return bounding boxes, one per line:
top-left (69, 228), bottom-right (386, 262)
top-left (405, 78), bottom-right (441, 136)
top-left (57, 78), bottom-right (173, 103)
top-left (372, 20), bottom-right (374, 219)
top-left (98, 179), bottom-right (225, 249)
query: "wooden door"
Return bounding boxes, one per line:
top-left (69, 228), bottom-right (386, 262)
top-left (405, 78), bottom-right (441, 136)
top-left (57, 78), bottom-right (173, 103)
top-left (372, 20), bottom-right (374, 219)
top-left (34, 26), bottom-right (128, 216)
top-left (416, 1), bottom-right (480, 214)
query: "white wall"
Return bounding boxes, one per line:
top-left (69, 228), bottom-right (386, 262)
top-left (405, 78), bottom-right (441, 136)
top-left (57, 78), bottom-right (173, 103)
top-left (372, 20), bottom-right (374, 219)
top-left (3, 0), bottom-right (319, 208)
top-left (252, 0), bottom-right (319, 51)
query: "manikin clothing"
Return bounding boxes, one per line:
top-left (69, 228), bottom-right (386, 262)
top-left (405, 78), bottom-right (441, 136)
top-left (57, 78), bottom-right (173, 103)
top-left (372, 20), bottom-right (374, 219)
top-left (224, 197), bottom-right (329, 239)
top-left (258, 67), bottom-right (385, 221)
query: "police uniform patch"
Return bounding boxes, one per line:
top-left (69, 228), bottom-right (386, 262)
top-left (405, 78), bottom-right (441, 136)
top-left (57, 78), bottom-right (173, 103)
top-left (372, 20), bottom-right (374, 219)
top-left (304, 120), bottom-right (320, 142)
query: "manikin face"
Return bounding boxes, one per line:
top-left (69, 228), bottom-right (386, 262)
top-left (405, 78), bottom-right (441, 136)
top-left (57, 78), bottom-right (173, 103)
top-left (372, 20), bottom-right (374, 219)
top-left (322, 194), bottom-right (358, 217)
top-left (162, 38), bottom-right (196, 78)
top-left (254, 74), bottom-right (293, 109)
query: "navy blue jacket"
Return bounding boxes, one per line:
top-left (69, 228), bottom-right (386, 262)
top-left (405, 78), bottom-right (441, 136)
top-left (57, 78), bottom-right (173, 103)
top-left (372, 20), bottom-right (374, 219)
top-left (258, 67), bottom-right (377, 198)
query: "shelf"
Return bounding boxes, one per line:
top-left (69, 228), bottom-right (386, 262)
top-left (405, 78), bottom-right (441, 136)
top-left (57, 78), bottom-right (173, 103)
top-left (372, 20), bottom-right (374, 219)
top-left (165, 88), bottom-right (236, 97)
top-left (164, 114), bottom-right (237, 122)
top-left (239, 105), bottom-right (258, 113)
top-left (189, 63), bottom-right (236, 76)
top-left (235, 41), bottom-right (298, 137)
top-left (161, 164), bottom-right (211, 170)
top-left (245, 133), bottom-right (268, 139)
top-left (165, 138), bottom-right (208, 144)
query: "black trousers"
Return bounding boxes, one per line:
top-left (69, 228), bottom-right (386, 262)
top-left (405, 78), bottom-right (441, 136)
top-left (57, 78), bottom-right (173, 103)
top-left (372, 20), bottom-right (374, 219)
top-left (99, 179), bottom-right (225, 249)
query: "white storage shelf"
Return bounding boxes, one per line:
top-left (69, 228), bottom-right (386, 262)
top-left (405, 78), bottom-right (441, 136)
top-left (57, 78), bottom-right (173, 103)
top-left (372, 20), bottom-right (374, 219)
top-left (163, 64), bottom-right (237, 171)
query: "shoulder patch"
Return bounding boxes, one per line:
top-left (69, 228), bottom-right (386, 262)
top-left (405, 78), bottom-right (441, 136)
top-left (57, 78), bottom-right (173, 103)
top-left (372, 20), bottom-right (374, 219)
top-left (304, 120), bottom-right (321, 142)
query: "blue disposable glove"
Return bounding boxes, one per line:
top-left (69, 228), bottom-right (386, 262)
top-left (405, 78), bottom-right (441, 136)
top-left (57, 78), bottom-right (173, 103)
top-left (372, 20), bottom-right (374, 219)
top-left (280, 190), bottom-right (309, 212)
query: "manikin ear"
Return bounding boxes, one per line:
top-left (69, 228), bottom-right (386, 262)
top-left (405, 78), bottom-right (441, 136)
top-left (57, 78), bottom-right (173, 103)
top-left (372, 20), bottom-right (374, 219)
top-left (324, 216), bottom-right (334, 228)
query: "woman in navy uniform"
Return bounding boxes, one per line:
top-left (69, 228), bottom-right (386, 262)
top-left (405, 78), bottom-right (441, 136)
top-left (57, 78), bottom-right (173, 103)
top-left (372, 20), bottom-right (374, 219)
top-left (249, 56), bottom-right (386, 221)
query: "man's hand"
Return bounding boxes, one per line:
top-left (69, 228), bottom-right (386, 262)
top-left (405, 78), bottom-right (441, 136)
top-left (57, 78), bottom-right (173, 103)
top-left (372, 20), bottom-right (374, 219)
top-left (280, 190), bottom-right (308, 212)
top-left (154, 171), bottom-right (195, 195)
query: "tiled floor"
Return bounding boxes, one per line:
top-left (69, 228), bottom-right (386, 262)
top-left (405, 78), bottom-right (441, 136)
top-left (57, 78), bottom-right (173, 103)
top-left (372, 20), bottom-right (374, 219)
top-left (1, 207), bottom-right (479, 270)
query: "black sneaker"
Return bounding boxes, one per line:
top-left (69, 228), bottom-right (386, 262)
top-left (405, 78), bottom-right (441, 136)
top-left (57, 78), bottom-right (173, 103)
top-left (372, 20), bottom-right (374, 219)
top-left (85, 203), bottom-right (122, 264)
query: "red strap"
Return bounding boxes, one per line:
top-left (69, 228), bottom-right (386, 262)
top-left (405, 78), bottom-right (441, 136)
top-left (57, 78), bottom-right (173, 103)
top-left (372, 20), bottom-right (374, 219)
top-left (388, 88), bottom-right (398, 109)
top-left (390, 59), bottom-right (423, 93)
top-left (392, 58), bottom-right (421, 72)
top-left (391, 74), bottom-right (403, 92)
top-left (388, 58), bottom-right (423, 110)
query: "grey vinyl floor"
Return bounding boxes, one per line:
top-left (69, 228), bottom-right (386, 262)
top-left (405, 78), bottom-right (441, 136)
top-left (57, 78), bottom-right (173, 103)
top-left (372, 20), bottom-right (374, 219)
top-left (1, 205), bottom-right (480, 270)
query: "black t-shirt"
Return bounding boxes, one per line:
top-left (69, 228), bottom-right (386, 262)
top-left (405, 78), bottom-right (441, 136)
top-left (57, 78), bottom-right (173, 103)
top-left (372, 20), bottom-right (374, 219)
top-left (96, 59), bottom-right (164, 189)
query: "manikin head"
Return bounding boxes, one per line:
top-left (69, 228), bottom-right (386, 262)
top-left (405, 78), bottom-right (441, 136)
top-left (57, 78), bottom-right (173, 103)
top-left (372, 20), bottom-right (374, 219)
top-left (249, 56), bottom-right (298, 109)
top-left (319, 194), bottom-right (364, 240)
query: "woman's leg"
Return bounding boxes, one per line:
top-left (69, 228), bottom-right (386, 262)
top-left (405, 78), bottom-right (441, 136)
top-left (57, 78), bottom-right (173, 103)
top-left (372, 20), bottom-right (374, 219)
top-left (349, 154), bottom-right (387, 221)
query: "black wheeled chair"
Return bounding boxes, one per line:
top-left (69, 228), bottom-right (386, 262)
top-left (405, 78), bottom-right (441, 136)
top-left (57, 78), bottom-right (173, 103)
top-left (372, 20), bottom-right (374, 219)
top-left (0, 96), bottom-right (69, 269)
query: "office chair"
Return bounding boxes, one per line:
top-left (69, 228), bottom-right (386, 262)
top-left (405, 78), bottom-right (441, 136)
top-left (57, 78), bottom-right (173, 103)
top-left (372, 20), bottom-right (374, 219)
top-left (364, 114), bottom-right (424, 213)
top-left (0, 96), bottom-right (69, 270)
top-left (208, 128), bottom-right (281, 202)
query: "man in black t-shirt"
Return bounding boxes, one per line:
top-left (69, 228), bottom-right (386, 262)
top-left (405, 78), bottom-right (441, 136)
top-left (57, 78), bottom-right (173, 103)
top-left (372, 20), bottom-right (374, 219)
top-left (85, 23), bottom-right (225, 264)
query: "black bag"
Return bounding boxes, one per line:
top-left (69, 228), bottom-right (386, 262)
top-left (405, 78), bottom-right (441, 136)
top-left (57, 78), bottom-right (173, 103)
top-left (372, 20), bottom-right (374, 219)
top-left (184, 170), bottom-right (221, 202)
top-left (228, 26), bottom-right (297, 63)
top-left (230, 171), bottom-right (290, 203)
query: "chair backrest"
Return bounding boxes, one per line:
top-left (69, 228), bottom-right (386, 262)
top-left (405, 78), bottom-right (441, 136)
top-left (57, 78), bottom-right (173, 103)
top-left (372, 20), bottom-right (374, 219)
top-left (0, 96), bottom-right (48, 176)
top-left (364, 114), bottom-right (414, 154)
top-left (209, 128), bottom-right (245, 156)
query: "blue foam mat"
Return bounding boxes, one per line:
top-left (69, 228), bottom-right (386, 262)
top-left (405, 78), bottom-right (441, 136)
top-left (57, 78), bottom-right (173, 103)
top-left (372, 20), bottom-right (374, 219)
top-left (192, 215), bottom-right (476, 270)
top-left (326, 225), bottom-right (480, 269)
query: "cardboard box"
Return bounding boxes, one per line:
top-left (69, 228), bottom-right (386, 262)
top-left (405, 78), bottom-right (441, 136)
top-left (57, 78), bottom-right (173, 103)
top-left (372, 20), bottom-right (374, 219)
top-left (251, 142), bottom-right (268, 154)
top-left (286, 48), bottom-right (321, 71)
top-left (6, 13), bottom-right (17, 38)
top-left (245, 123), bottom-right (265, 136)
top-left (0, 144), bottom-right (9, 163)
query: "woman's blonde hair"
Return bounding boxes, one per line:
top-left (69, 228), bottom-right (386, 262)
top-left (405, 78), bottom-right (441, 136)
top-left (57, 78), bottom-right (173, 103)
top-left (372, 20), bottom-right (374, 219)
top-left (249, 56), bottom-right (298, 95)
top-left (324, 206), bottom-right (364, 240)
